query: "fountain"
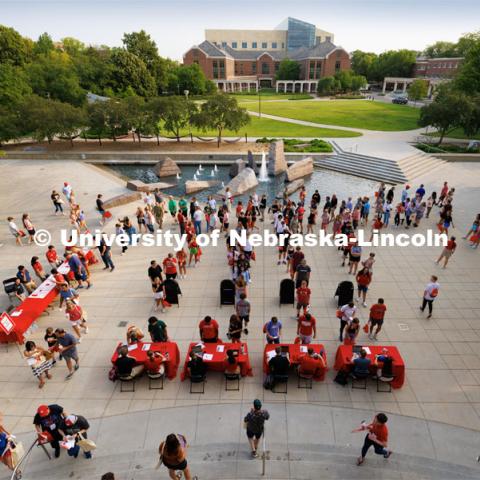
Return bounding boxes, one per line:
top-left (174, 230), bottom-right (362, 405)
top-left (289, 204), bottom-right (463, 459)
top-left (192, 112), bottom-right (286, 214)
top-left (258, 151), bottom-right (269, 182)
top-left (176, 172), bottom-right (181, 179)
top-left (221, 181), bottom-right (225, 188)
top-left (210, 169), bottom-right (215, 177)
top-left (214, 164), bottom-right (218, 171)
top-left (198, 164), bottom-right (203, 171)
top-left (193, 173), bottom-right (198, 181)
top-left (196, 169), bottom-right (201, 176)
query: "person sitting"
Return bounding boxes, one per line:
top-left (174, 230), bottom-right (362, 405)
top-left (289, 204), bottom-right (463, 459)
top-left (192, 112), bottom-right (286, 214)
top-left (351, 349), bottom-right (371, 379)
top-left (126, 325), bottom-right (144, 344)
top-left (198, 316), bottom-right (219, 343)
top-left (298, 348), bottom-right (326, 378)
top-left (268, 347), bottom-right (290, 378)
top-left (148, 316), bottom-right (169, 342)
top-left (114, 346), bottom-right (144, 379)
top-left (13, 277), bottom-right (26, 302)
top-left (374, 354), bottom-right (394, 380)
top-left (187, 351), bottom-right (207, 380)
top-left (224, 349), bottom-right (240, 375)
top-left (145, 351), bottom-right (166, 377)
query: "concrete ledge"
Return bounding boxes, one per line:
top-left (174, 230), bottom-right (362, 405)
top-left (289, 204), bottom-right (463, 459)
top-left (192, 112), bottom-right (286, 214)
top-left (434, 153), bottom-right (480, 162)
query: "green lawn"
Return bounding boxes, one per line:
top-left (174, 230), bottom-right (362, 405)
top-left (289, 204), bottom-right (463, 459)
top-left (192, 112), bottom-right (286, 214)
top-left (427, 128), bottom-right (480, 140)
top-left (174, 116), bottom-right (361, 138)
top-left (241, 99), bottom-right (421, 131)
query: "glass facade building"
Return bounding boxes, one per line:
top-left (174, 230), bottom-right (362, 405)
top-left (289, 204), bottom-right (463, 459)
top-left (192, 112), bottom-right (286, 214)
top-left (286, 17), bottom-right (315, 50)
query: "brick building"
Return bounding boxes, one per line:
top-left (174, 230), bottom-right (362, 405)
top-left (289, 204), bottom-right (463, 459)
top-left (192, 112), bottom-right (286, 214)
top-left (183, 17), bottom-right (350, 93)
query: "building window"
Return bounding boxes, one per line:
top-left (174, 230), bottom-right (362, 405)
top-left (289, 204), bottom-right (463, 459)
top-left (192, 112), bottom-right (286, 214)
top-left (316, 61), bottom-right (321, 78)
top-left (221, 42), bottom-right (227, 47)
top-left (239, 63), bottom-right (244, 74)
top-left (252, 62), bottom-right (256, 73)
top-left (219, 60), bottom-right (225, 78)
top-left (252, 42), bottom-right (257, 48)
top-left (213, 60), bottom-right (218, 79)
top-left (335, 61), bottom-right (341, 72)
top-left (326, 36), bottom-right (331, 42)
top-left (262, 42), bottom-right (267, 49)
top-left (282, 42), bottom-right (285, 49)
top-left (262, 62), bottom-right (270, 74)
top-left (272, 42), bottom-right (277, 49)
top-left (242, 42), bottom-right (247, 49)
top-left (309, 61), bottom-right (315, 79)
top-left (232, 42), bottom-right (237, 48)
top-left (316, 36), bottom-right (322, 44)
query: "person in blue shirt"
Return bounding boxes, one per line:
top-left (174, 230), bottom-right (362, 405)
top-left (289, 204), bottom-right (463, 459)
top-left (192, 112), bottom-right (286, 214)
top-left (59, 284), bottom-right (79, 309)
top-left (416, 184), bottom-right (426, 199)
top-left (362, 199), bottom-right (370, 225)
top-left (263, 317), bottom-right (282, 344)
top-left (16, 265), bottom-right (37, 293)
top-left (66, 253), bottom-right (91, 289)
top-left (352, 349), bottom-right (371, 378)
top-left (0, 428), bottom-right (15, 472)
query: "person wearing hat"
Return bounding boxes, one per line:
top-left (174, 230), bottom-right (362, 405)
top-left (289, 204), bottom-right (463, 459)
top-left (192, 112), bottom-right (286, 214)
top-left (59, 414), bottom-right (92, 459)
top-left (33, 404), bottom-right (66, 458)
top-left (243, 400), bottom-right (269, 458)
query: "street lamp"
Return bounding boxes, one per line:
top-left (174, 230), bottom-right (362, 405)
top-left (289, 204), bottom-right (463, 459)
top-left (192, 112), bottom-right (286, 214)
top-left (184, 90), bottom-right (189, 100)
top-left (258, 86), bottom-right (261, 118)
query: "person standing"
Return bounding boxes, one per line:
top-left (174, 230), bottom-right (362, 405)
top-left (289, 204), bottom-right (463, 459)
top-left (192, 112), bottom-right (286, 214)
top-left (34, 404), bottom-right (66, 458)
top-left (244, 399), bottom-right (269, 458)
top-left (7, 217), bottom-right (24, 246)
top-left (294, 259), bottom-right (311, 288)
top-left (51, 190), bottom-right (64, 215)
top-left (198, 316), bottom-right (219, 343)
top-left (163, 253), bottom-right (178, 280)
top-left (96, 194), bottom-right (107, 225)
top-left (193, 207), bottom-right (203, 235)
top-left (58, 414), bottom-right (93, 459)
top-left (420, 275), bottom-right (440, 319)
top-left (339, 302), bottom-right (357, 342)
top-left (235, 293), bottom-right (251, 331)
top-left (24, 340), bottom-right (53, 389)
top-left (148, 316), bottom-right (169, 342)
top-left (55, 328), bottom-right (80, 379)
top-left (297, 312), bottom-right (316, 345)
top-left (368, 298), bottom-right (387, 340)
top-left (158, 434), bottom-right (195, 480)
top-left (352, 413), bottom-right (392, 466)
top-left (263, 317), bottom-right (282, 344)
top-left (435, 236), bottom-right (456, 269)
top-left (65, 300), bottom-right (89, 340)
top-left (356, 267), bottom-right (372, 307)
top-left (98, 236), bottom-right (115, 271)
top-left (296, 279), bottom-right (311, 317)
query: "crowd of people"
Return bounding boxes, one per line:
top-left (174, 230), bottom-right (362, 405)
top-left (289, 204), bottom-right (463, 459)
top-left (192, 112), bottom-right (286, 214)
top-left (2, 170), bottom-right (478, 477)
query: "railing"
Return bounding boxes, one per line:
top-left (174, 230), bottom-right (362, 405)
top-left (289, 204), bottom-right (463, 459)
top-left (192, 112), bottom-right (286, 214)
top-left (10, 437), bottom-right (51, 480)
top-left (261, 425), bottom-right (267, 476)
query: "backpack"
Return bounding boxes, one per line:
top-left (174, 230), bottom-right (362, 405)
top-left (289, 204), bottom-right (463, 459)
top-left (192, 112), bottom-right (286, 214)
top-left (430, 288), bottom-right (438, 298)
top-left (334, 370), bottom-right (349, 386)
top-left (108, 366), bottom-right (118, 382)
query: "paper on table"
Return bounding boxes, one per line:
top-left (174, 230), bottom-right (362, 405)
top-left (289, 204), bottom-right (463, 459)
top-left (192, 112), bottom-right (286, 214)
top-left (128, 344), bottom-right (138, 351)
top-left (300, 346), bottom-right (308, 353)
top-left (142, 344), bottom-right (151, 351)
top-left (363, 347), bottom-right (371, 355)
top-left (266, 350), bottom-right (276, 361)
top-left (10, 310), bottom-right (22, 317)
top-left (202, 353), bottom-right (213, 361)
top-left (216, 345), bottom-right (225, 353)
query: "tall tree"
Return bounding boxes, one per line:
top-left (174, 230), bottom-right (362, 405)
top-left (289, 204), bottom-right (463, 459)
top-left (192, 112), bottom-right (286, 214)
top-left (455, 39), bottom-right (480, 95)
top-left (122, 30), bottom-right (159, 69)
top-left (87, 100), bottom-right (110, 145)
top-left (26, 51), bottom-right (86, 105)
top-left (418, 86), bottom-right (472, 145)
top-left (275, 59), bottom-right (300, 81)
top-left (0, 25), bottom-right (31, 65)
top-left (317, 76), bottom-right (339, 96)
top-left (159, 96), bottom-right (197, 142)
top-left (61, 37), bottom-right (86, 56)
top-left (55, 102), bottom-right (87, 146)
top-left (423, 41), bottom-right (458, 58)
top-left (171, 64), bottom-right (210, 95)
top-left (0, 64), bottom-right (32, 106)
top-left (0, 105), bottom-right (21, 145)
top-left (408, 79), bottom-right (429, 104)
top-left (191, 94), bottom-right (249, 147)
top-left (350, 50), bottom-right (377, 79)
top-left (461, 95), bottom-right (480, 139)
top-left (34, 32), bottom-right (55, 56)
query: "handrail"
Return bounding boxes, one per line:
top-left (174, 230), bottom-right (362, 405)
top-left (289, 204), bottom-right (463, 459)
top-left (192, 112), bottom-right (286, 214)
top-left (10, 437), bottom-right (50, 480)
top-left (261, 425), bottom-right (267, 476)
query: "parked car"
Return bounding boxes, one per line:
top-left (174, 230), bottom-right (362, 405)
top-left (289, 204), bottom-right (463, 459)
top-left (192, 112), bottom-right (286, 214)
top-left (392, 97), bottom-right (408, 105)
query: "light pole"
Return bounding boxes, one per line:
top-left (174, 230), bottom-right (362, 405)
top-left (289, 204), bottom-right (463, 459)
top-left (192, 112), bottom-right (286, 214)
top-left (258, 86), bottom-right (262, 118)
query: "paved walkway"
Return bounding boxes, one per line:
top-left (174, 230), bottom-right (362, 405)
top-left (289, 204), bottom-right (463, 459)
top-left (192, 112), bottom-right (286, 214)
top-left (8, 404), bottom-right (480, 479)
top-left (1, 158), bottom-right (480, 478)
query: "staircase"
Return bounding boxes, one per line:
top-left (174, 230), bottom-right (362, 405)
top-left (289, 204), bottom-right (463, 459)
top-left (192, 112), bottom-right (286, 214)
top-left (16, 442), bottom-right (480, 480)
top-left (313, 142), bottom-right (446, 185)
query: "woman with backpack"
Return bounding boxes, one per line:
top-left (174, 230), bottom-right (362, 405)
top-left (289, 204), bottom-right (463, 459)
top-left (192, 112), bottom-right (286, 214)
top-left (158, 433), bottom-right (196, 480)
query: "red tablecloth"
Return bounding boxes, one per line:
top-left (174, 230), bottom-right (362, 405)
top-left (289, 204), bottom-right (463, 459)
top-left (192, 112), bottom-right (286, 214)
top-left (333, 345), bottom-right (405, 389)
top-left (263, 343), bottom-right (328, 381)
top-left (0, 263), bottom-right (71, 344)
top-left (111, 341), bottom-right (180, 380)
top-left (180, 342), bottom-right (253, 381)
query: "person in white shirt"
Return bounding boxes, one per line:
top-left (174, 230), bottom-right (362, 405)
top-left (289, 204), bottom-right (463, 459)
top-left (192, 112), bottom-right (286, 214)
top-left (252, 193), bottom-right (260, 215)
top-left (7, 216), bottom-right (23, 246)
top-left (225, 188), bottom-right (232, 211)
top-left (339, 302), bottom-right (357, 341)
top-left (420, 275), bottom-right (440, 318)
top-left (208, 196), bottom-right (217, 212)
top-left (193, 207), bottom-right (203, 235)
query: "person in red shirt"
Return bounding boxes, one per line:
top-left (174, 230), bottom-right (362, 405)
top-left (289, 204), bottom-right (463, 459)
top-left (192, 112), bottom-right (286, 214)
top-left (369, 215), bottom-right (383, 241)
top-left (296, 280), bottom-right (311, 317)
top-left (298, 348), bottom-right (325, 377)
top-left (145, 351), bottom-right (166, 376)
top-left (31, 256), bottom-right (47, 282)
top-left (65, 300), bottom-right (88, 340)
top-left (290, 247), bottom-right (304, 279)
top-left (369, 298), bottom-right (387, 340)
top-left (435, 235), bottom-right (457, 269)
top-left (176, 248), bottom-right (187, 279)
top-left (236, 202), bottom-right (243, 219)
top-left (353, 413), bottom-right (391, 465)
top-left (46, 245), bottom-right (62, 269)
top-left (296, 204), bottom-right (305, 234)
top-left (297, 312), bottom-right (316, 344)
top-left (224, 349), bottom-right (240, 375)
top-left (356, 267), bottom-right (372, 307)
top-left (177, 211), bottom-right (186, 235)
top-left (199, 316), bottom-right (219, 343)
top-left (51, 268), bottom-right (67, 290)
top-left (163, 253), bottom-right (178, 280)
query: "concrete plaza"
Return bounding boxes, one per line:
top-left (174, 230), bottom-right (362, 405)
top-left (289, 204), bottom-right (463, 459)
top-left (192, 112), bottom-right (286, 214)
top-left (0, 157), bottom-right (479, 479)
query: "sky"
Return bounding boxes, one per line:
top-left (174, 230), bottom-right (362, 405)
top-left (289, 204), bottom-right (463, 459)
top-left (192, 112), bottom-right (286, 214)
top-left (1, 0), bottom-right (479, 60)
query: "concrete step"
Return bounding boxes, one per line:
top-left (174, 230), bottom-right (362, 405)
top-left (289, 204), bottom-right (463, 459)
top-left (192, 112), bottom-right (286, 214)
top-left (16, 442), bottom-right (480, 480)
top-left (314, 155), bottom-right (408, 184)
top-left (334, 152), bottom-right (406, 172)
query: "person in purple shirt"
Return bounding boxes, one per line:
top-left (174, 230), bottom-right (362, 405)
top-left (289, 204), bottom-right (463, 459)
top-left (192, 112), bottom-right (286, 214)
top-left (66, 253), bottom-right (91, 289)
top-left (263, 317), bottom-right (282, 344)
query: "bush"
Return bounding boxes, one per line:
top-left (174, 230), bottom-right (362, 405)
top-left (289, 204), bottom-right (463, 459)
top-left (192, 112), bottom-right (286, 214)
top-left (415, 143), bottom-right (480, 154)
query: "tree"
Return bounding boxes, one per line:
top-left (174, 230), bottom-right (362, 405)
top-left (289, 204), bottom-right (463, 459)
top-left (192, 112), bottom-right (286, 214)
top-left (351, 50), bottom-right (377, 79)
top-left (34, 32), bottom-right (55, 56)
top-left (418, 86), bottom-right (472, 145)
top-left (87, 100), bottom-right (110, 145)
top-left (455, 40), bottom-right (480, 95)
top-left (108, 48), bottom-right (157, 97)
top-left (61, 37), bottom-right (86, 56)
top-left (0, 25), bottom-right (31, 65)
top-left (73, 46), bottom-right (114, 95)
top-left (370, 50), bottom-right (417, 81)
top-left (408, 79), bottom-right (429, 104)
top-left (122, 30), bottom-right (159, 70)
top-left (103, 99), bottom-right (131, 141)
top-left (461, 95), bottom-right (480, 139)
top-left (350, 74), bottom-right (367, 92)
top-left (0, 64), bottom-right (32, 106)
top-left (317, 77), bottom-right (339, 96)
top-left (0, 105), bottom-right (21, 145)
top-left (159, 96), bottom-right (197, 142)
top-left (191, 94), bottom-right (249, 147)
top-left (423, 41), bottom-right (458, 58)
top-left (170, 64), bottom-right (210, 95)
top-left (26, 51), bottom-right (86, 105)
top-left (276, 59), bottom-right (300, 81)
top-left (55, 102), bottom-right (87, 146)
